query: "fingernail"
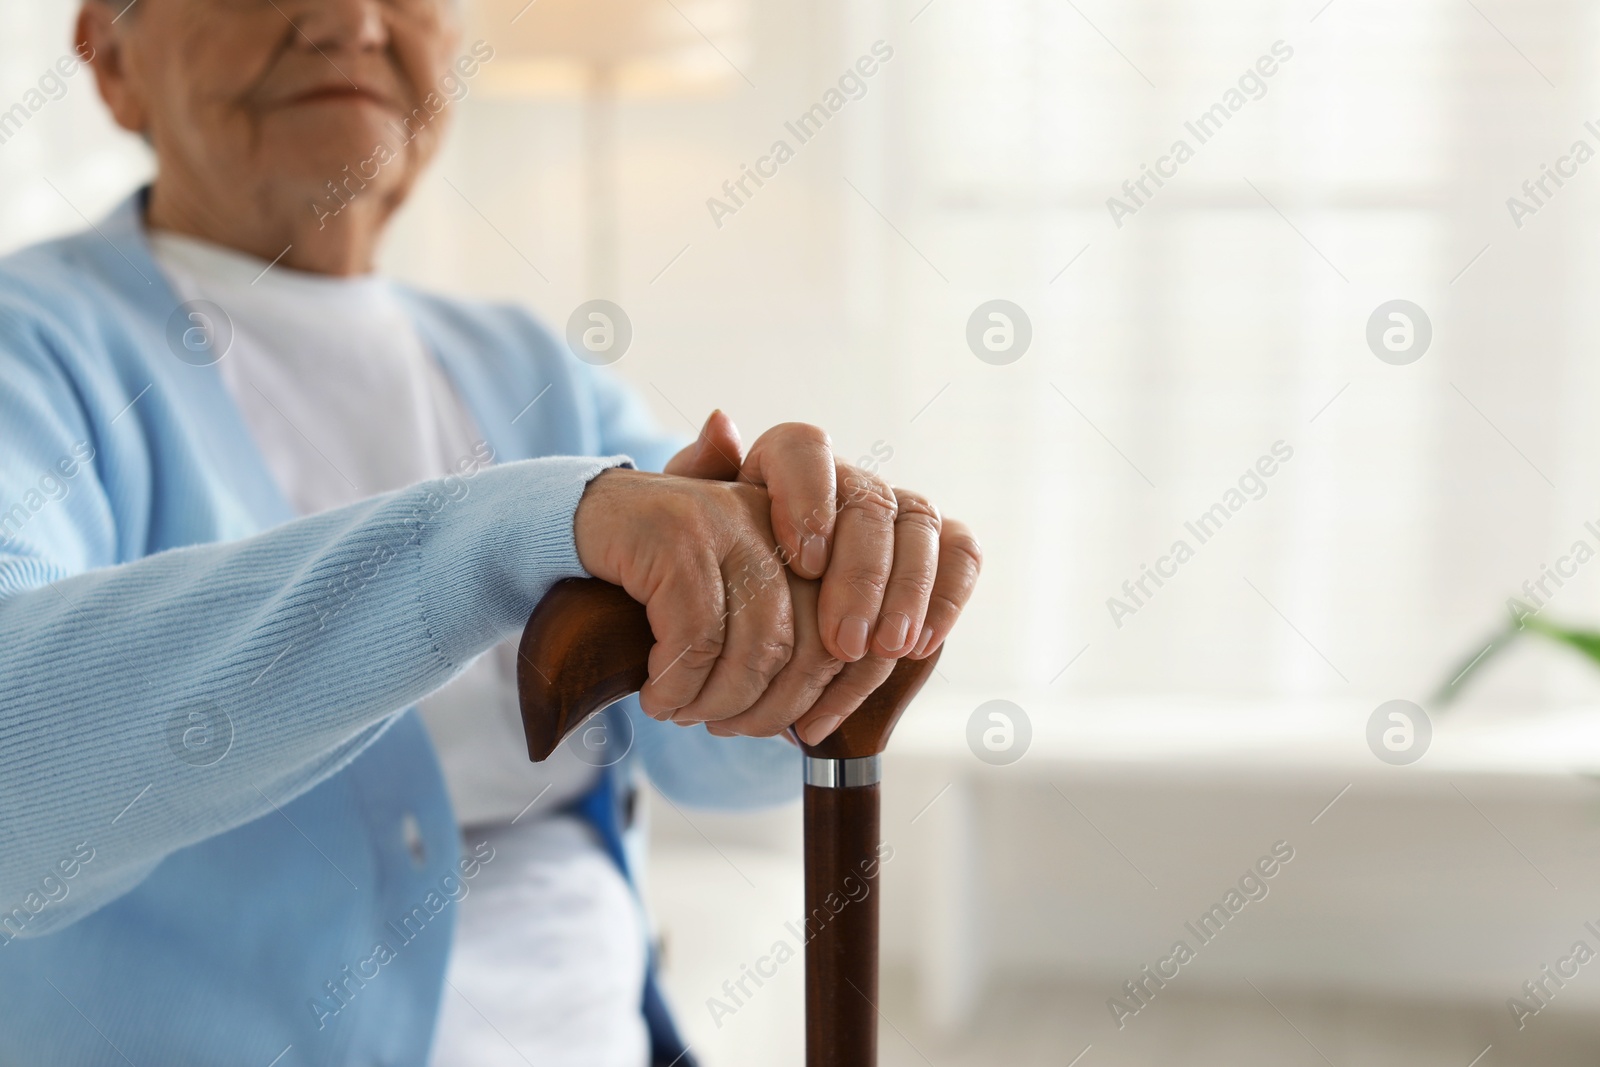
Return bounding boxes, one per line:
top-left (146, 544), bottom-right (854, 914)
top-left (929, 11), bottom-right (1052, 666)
top-left (695, 411), bottom-right (719, 453)
top-left (801, 714), bottom-right (843, 746)
top-left (801, 534), bottom-right (826, 575)
top-left (838, 616), bottom-right (870, 660)
top-left (911, 625), bottom-right (935, 658)
top-left (878, 612), bottom-right (911, 654)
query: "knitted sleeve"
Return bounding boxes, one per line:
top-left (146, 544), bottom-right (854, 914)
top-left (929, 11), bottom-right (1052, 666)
top-left (0, 310), bottom-right (628, 935)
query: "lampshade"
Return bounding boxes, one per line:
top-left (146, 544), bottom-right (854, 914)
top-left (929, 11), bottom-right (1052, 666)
top-left (468, 0), bottom-right (750, 97)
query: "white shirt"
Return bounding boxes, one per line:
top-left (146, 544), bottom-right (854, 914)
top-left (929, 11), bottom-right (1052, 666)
top-left (149, 232), bottom-right (649, 1067)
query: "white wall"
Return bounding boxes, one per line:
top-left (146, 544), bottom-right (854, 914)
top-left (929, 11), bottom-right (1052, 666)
top-left (0, 5), bottom-right (152, 243)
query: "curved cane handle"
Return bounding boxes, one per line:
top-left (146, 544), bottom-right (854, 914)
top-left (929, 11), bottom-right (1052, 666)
top-left (516, 577), bottom-right (941, 761)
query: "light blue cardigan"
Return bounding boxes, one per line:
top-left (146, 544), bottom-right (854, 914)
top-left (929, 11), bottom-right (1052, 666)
top-left (0, 190), bottom-right (799, 1065)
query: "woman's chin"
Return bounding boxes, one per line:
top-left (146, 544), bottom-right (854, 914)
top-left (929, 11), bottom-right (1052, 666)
top-left (258, 135), bottom-right (413, 197)
top-left (264, 106), bottom-right (411, 168)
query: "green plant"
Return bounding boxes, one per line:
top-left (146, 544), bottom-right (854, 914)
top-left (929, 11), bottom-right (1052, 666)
top-left (1434, 611), bottom-right (1600, 707)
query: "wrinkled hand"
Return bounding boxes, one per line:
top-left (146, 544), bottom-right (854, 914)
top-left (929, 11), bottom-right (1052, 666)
top-left (656, 411), bottom-right (982, 744)
top-left (573, 467), bottom-right (796, 726)
top-left (571, 411), bottom-right (980, 745)
top-left (663, 413), bottom-right (977, 660)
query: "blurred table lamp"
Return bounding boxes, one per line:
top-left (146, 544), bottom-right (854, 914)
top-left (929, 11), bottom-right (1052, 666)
top-left (469, 0), bottom-right (749, 297)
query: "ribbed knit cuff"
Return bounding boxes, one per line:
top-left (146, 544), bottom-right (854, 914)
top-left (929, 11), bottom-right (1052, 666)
top-left (415, 455), bottom-right (632, 669)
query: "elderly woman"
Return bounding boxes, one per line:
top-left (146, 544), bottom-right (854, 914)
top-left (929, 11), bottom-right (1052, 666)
top-left (0, 1), bottom-right (979, 1065)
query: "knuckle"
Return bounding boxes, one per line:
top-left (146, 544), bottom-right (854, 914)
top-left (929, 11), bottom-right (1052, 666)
top-left (796, 650), bottom-right (845, 691)
top-left (840, 475), bottom-right (897, 521)
top-left (840, 566), bottom-right (889, 603)
top-left (673, 540), bottom-right (717, 580)
top-left (892, 490), bottom-right (940, 523)
top-left (726, 565), bottom-right (780, 616)
top-left (744, 638), bottom-right (794, 680)
top-left (676, 637), bottom-right (724, 673)
top-left (776, 421), bottom-right (833, 452)
top-left (944, 526), bottom-right (984, 575)
top-left (887, 569), bottom-right (936, 603)
top-left (927, 589), bottom-right (965, 622)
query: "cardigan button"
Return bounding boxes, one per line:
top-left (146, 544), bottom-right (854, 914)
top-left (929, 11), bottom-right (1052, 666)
top-left (400, 812), bottom-right (426, 869)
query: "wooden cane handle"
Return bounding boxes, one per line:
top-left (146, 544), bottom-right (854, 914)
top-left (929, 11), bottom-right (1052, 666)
top-left (516, 576), bottom-right (942, 762)
top-left (515, 578), bottom-right (654, 762)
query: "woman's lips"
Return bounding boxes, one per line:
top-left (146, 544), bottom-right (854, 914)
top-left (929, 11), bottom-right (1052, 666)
top-left (288, 86), bottom-right (396, 111)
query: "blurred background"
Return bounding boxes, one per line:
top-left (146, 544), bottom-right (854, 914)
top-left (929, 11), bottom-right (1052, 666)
top-left (11, 0), bottom-right (1600, 1062)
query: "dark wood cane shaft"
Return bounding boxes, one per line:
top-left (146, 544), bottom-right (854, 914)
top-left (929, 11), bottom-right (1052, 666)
top-left (804, 781), bottom-right (882, 1067)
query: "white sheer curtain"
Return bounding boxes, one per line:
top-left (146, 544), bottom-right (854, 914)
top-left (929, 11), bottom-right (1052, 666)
top-left (872, 0), bottom-right (1600, 708)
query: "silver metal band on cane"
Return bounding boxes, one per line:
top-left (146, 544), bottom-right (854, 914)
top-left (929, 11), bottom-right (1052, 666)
top-left (802, 754), bottom-right (882, 788)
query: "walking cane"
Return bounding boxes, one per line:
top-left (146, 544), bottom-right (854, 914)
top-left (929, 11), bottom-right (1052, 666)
top-left (516, 577), bottom-right (942, 1067)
